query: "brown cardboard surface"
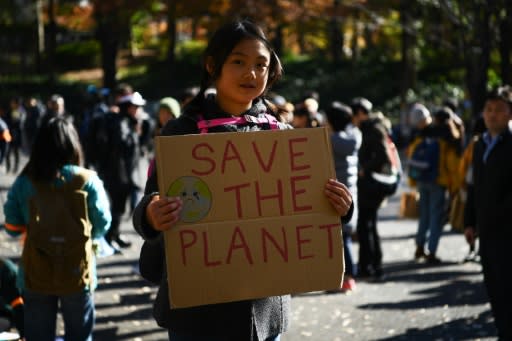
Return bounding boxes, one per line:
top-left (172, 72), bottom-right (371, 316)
top-left (155, 127), bottom-right (344, 308)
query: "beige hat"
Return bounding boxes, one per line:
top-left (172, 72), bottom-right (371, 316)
top-left (409, 103), bottom-right (431, 127)
top-left (159, 97), bottom-right (181, 118)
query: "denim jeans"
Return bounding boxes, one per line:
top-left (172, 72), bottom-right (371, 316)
top-left (416, 182), bottom-right (446, 254)
top-left (168, 331), bottom-right (281, 341)
top-left (24, 290), bottom-right (94, 341)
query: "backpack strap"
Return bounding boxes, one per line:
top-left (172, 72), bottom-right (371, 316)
top-left (34, 168), bottom-right (95, 191)
top-left (65, 169), bottom-right (94, 191)
top-left (197, 114), bottom-right (279, 134)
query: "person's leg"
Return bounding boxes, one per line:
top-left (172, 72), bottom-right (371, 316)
top-left (60, 291), bottom-right (95, 341)
top-left (357, 205), bottom-right (372, 277)
top-left (426, 184), bottom-right (446, 258)
top-left (105, 183), bottom-right (132, 249)
top-left (343, 231), bottom-right (355, 277)
top-left (480, 239), bottom-right (512, 340)
top-left (24, 290), bottom-right (58, 341)
top-left (415, 183), bottom-right (430, 256)
top-left (369, 207), bottom-right (383, 277)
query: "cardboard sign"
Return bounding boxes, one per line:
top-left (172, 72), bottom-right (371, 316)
top-left (155, 127), bottom-right (344, 308)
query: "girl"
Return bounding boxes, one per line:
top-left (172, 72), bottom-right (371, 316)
top-left (132, 20), bottom-right (353, 341)
top-left (3, 117), bottom-right (111, 341)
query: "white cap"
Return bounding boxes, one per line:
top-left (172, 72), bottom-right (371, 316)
top-left (118, 91), bottom-right (146, 106)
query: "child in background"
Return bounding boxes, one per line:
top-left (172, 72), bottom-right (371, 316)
top-left (133, 20), bottom-right (353, 341)
top-left (3, 118), bottom-right (111, 341)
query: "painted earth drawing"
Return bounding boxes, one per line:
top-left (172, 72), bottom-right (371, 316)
top-left (167, 176), bottom-right (212, 223)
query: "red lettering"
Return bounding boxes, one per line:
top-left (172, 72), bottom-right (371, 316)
top-left (288, 137), bottom-right (310, 171)
top-left (290, 175), bottom-right (313, 212)
top-left (222, 140), bottom-right (246, 174)
top-left (319, 223), bottom-right (340, 259)
top-left (179, 230), bottom-right (197, 266)
top-left (261, 227), bottom-right (289, 262)
top-left (252, 140), bottom-right (278, 172)
top-left (224, 183), bottom-right (251, 218)
top-left (296, 225), bottom-right (314, 260)
top-left (202, 231), bottom-right (222, 267)
top-left (255, 180), bottom-right (284, 216)
top-left (192, 143), bottom-right (216, 176)
top-left (226, 227), bottom-right (254, 265)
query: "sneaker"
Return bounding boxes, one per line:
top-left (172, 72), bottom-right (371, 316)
top-left (426, 254), bottom-right (442, 265)
top-left (414, 247), bottom-right (428, 261)
top-left (341, 278), bottom-right (356, 292)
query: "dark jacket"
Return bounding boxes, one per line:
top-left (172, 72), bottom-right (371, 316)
top-left (132, 96), bottom-right (291, 340)
top-left (464, 125), bottom-right (512, 239)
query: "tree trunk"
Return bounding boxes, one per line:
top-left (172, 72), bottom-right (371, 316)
top-left (399, 0), bottom-right (416, 105)
top-left (97, 16), bottom-right (119, 91)
top-left (329, 0), bottom-right (343, 64)
top-left (465, 3), bottom-right (491, 119)
top-left (167, 0), bottom-right (177, 91)
top-left (35, 0), bottom-right (44, 73)
top-left (272, 24), bottom-right (284, 57)
top-left (47, 0), bottom-right (57, 87)
top-left (499, 1), bottom-right (512, 85)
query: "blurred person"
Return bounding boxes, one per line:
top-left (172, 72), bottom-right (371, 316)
top-left (0, 258), bottom-right (24, 339)
top-left (88, 91), bottom-right (146, 252)
top-left (0, 104), bottom-right (11, 170)
top-left (353, 97), bottom-right (396, 281)
top-left (267, 92), bottom-right (294, 124)
top-left (407, 103), bottom-right (459, 264)
top-left (325, 101), bottom-right (360, 292)
top-left (177, 86), bottom-right (200, 109)
top-left (464, 85), bottom-right (512, 340)
top-left (157, 97), bottom-right (181, 134)
top-left (21, 97), bottom-right (43, 154)
top-left (5, 97), bottom-right (25, 174)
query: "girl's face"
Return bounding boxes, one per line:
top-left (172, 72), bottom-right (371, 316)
top-left (212, 38), bottom-right (271, 116)
top-left (483, 99), bottom-right (511, 136)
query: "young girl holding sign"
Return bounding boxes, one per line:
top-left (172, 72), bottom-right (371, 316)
top-left (133, 20), bottom-right (353, 341)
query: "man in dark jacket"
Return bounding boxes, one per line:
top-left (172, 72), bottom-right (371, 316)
top-left (88, 91), bottom-right (146, 252)
top-left (464, 85), bottom-right (512, 340)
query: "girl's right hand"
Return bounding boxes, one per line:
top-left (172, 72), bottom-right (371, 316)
top-left (146, 195), bottom-right (183, 231)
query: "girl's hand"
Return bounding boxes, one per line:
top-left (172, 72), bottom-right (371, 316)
top-left (146, 195), bottom-right (183, 231)
top-left (324, 179), bottom-right (352, 217)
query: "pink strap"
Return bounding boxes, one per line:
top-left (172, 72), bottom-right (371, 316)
top-left (197, 114), bottom-right (279, 134)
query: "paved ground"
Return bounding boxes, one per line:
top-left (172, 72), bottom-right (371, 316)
top-left (0, 158), bottom-right (497, 341)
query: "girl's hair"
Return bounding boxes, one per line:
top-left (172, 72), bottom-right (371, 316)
top-left (185, 20), bottom-right (283, 113)
top-left (22, 117), bottom-right (83, 182)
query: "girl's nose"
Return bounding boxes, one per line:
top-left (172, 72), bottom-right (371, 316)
top-left (244, 67), bottom-right (257, 79)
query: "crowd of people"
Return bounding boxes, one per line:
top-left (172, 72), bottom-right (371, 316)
top-left (1, 19), bottom-right (511, 341)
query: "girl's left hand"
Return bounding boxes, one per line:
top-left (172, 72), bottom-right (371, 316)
top-left (324, 178), bottom-right (352, 216)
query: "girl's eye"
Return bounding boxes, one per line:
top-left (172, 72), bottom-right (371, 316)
top-left (257, 63), bottom-right (268, 70)
top-left (232, 59), bottom-right (243, 65)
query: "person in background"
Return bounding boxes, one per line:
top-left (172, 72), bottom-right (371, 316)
top-left (0, 104), bottom-right (12, 171)
top-left (5, 97), bottom-right (25, 174)
top-left (464, 85), bottom-right (512, 340)
top-left (133, 19), bottom-right (353, 341)
top-left (157, 97), bottom-right (181, 134)
top-left (325, 101), bottom-right (360, 292)
top-left (3, 117), bottom-right (111, 341)
top-left (92, 91), bottom-right (146, 252)
top-left (177, 86), bottom-right (200, 109)
top-left (407, 103), bottom-right (459, 264)
top-left (0, 257), bottom-right (24, 340)
top-left (354, 97), bottom-right (396, 281)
